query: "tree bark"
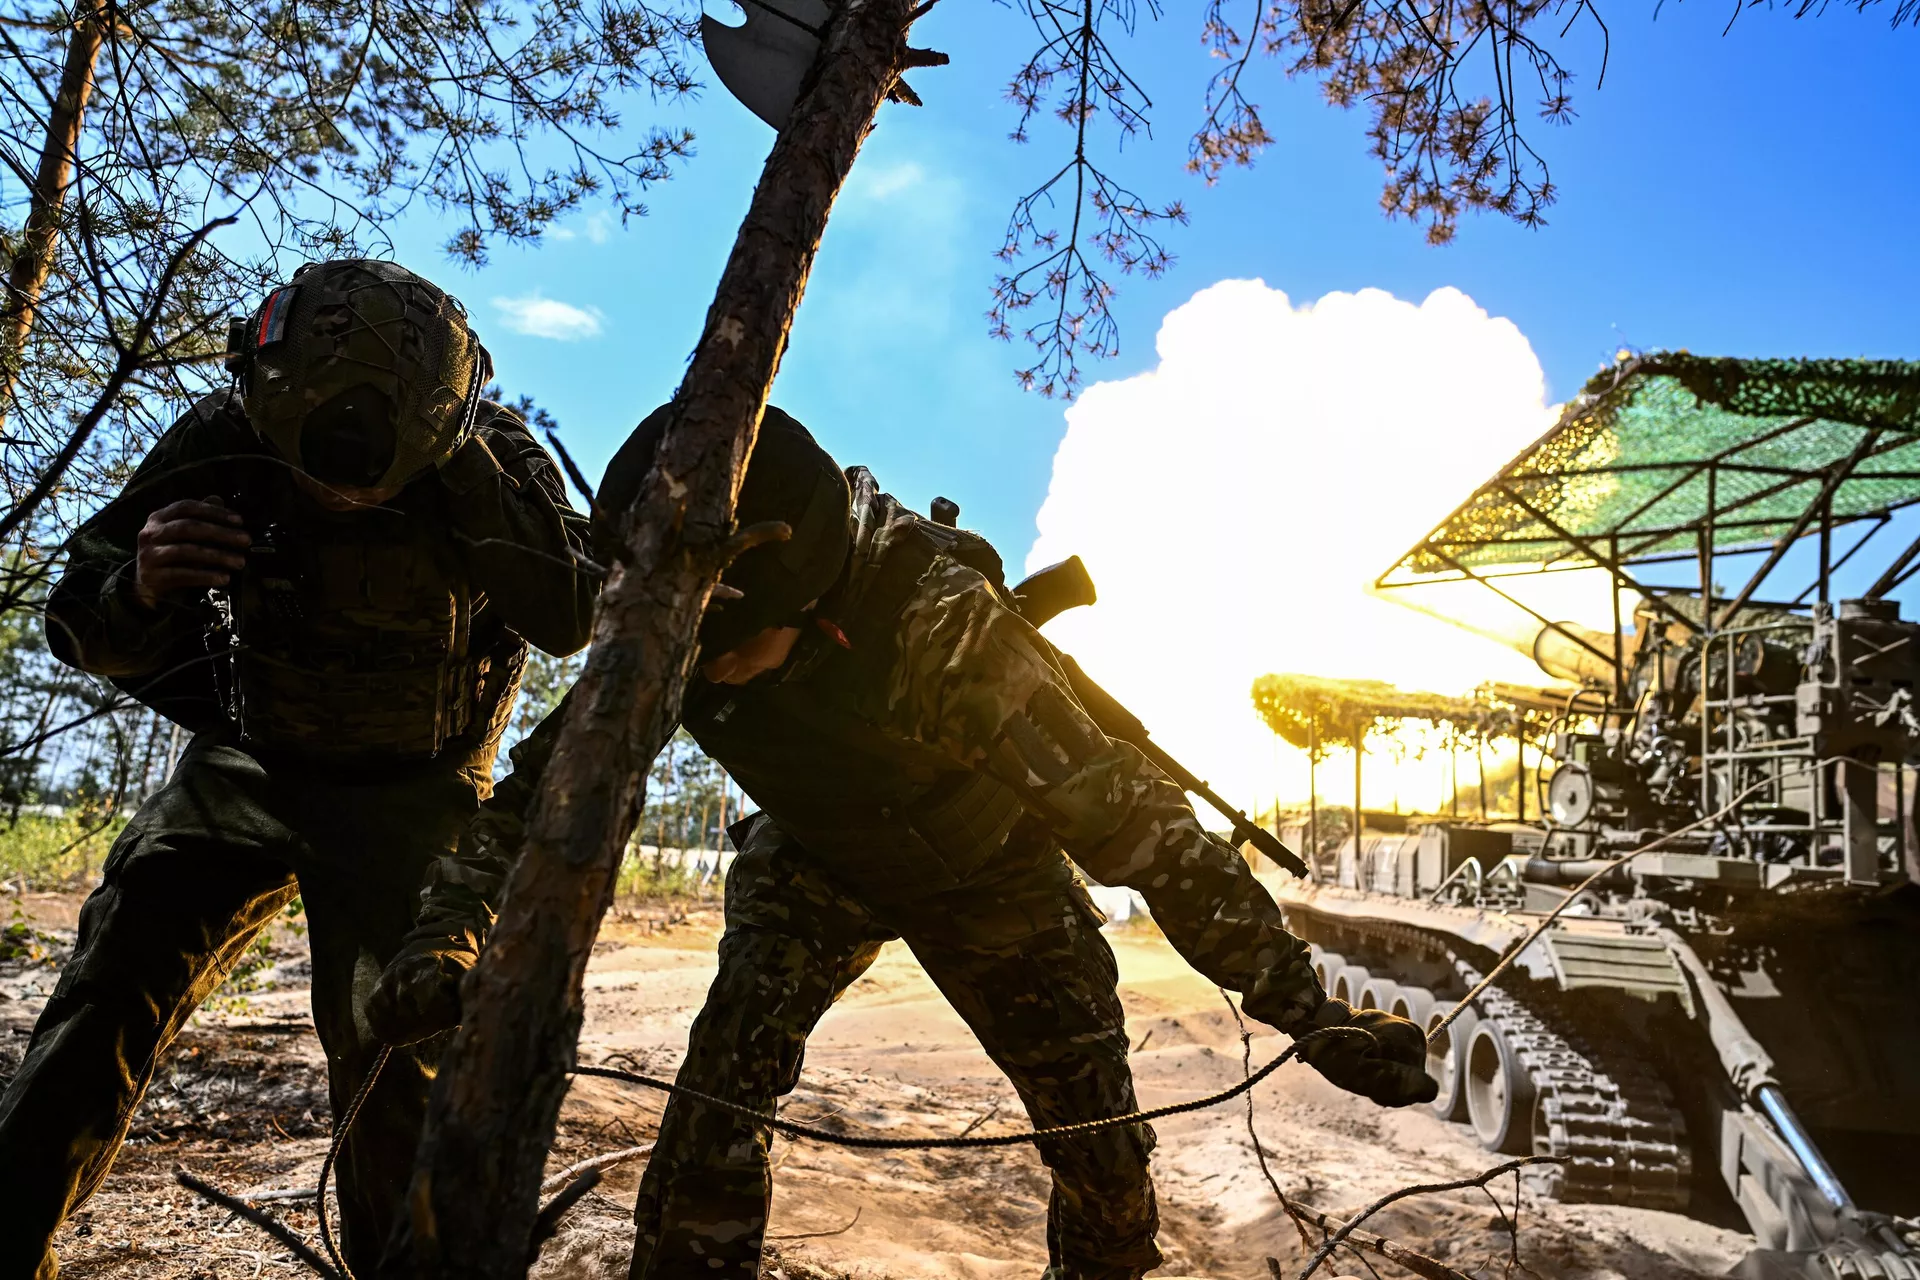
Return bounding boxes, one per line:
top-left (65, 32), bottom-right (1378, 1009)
top-left (0, 2), bottom-right (107, 426)
top-left (384, 0), bottom-right (914, 1271)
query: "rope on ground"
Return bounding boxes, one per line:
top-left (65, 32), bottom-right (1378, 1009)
top-left (569, 1025), bottom-right (1372, 1150)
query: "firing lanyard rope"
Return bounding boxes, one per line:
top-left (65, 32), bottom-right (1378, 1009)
top-left (305, 1026), bottom-right (1370, 1275)
top-left (315, 1043), bottom-right (392, 1280)
top-left (569, 1034), bottom-right (1332, 1149)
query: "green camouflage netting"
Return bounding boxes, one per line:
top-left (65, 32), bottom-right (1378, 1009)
top-left (1384, 353), bottom-right (1920, 581)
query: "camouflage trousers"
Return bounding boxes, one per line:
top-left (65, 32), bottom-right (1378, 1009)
top-left (630, 815), bottom-right (1161, 1280)
top-left (0, 732), bottom-right (481, 1280)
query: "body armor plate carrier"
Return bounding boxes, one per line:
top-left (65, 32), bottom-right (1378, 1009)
top-left (683, 512), bottom-right (1041, 901)
top-left (218, 482), bottom-right (515, 760)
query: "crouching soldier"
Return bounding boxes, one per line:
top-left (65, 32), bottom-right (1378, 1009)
top-left (0, 260), bottom-right (597, 1278)
top-left (368, 405), bottom-right (1434, 1280)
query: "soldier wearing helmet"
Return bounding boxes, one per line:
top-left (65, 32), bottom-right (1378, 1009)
top-left (370, 405), bottom-right (1435, 1280)
top-left (0, 259), bottom-right (598, 1278)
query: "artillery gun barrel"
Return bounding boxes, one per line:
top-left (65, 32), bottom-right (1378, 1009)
top-left (1757, 1087), bottom-right (1856, 1213)
top-left (1662, 928), bottom-right (1858, 1214)
top-left (1527, 623), bottom-right (1624, 687)
top-left (1367, 586), bottom-right (1623, 686)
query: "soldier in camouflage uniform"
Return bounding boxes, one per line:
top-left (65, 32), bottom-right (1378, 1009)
top-left (0, 260), bottom-right (597, 1279)
top-left (370, 406), bottom-right (1434, 1280)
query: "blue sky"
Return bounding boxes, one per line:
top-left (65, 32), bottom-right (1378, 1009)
top-left (390, 0), bottom-right (1918, 563)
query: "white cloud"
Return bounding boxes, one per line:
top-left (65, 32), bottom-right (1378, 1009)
top-left (544, 211), bottom-right (616, 244)
top-left (846, 161), bottom-right (924, 203)
top-left (1025, 280), bottom-right (1612, 813)
top-left (491, 293), bottom-right (605, 341)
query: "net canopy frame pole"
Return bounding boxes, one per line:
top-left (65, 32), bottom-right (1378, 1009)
top-left (1308, 717), bottom-right (1319, 879)
top-left (1517, 729), bottom-right (1528, 824)
top-left (1420, 547), bottom-right (1620, 671)
top-left (1796, 514), bottom-right (1889, 605)
top-left (1477, 737), bottom-right (1488, 819)
top-left (1449, 740), bottom-right (1459, 817)
top-left (1496, 485), bottom-right (1699, 635)
top-left (1700, 464), bottom-right (1717, 816)
top-left (1352, 723), bottom-right (1363, 873)
top-left (1611, 535), bottom-right (1627, 706)
top-left (1865, 519), bottom-right (1920, 599)
top-left (1819, 496), bottom-right (1833, 605)
top-left (1714, 429), bottom-right (1885, 630)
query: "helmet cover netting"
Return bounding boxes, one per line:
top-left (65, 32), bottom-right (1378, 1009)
top-left (242, 259), bottom-right (487, 489)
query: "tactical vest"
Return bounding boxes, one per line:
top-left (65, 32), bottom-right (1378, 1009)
top-left (219, 476), bottom-right (520, 761)
top-left (682, 514), bottom-right (1037, 901)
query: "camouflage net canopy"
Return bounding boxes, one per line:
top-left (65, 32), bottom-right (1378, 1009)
top-left (1251, 673), bottom-right (1570, 751)
top-left (1382, 354), bottom-right (1920, 582)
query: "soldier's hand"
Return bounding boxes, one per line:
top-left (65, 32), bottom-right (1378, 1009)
top-left (133, 496), bottom-right (249, 609)
top-left (1296, 999), bottom-right (1439, 1108)
top-left (365, 944), bottom-right (471, 1046)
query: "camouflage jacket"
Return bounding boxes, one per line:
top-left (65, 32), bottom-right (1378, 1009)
top-left (47, 389), bottom-right (597, 775)
top-left (421, 470), bottom-right (1323, 1031)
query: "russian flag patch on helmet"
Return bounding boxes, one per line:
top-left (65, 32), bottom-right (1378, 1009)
top-left (255, 286), bottom-right (296, 349)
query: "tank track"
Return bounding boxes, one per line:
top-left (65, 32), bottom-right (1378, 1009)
top-left (1467, 972), bottom-right (1691, 1211)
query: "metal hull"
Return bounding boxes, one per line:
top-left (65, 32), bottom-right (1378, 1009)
top-left (1260, 869), bottom-right (1920, 1277)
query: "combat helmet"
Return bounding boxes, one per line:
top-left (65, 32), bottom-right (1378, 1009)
top-left (225, 259), bottom-right (493, 490)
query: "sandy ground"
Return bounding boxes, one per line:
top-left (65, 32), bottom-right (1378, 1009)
top-left (0, 890), bottom-right (1755, 1280)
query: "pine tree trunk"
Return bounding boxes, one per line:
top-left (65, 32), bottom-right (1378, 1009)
top-left (0, 3), bottom-right (107, 426)
top-left (384, 0), bottom-right (914, 1270)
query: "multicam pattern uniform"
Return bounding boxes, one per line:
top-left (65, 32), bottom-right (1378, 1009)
top-left (0, 393), bottom-right (596, 1280)
top-left (440, 471), bottom-right (1325, 1280)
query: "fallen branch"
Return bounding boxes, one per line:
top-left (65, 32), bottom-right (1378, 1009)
top-left (1296, 1157), bottom-right (1561, 1280)
top-left (233, 1186), bottom-right (324, 1204)
top-left (539, 1143), bottom-right (655, 1193)
top-left (1285, 1198), bottom-right (1477, 1280)
top-left (956, 1100), bottom-right (1003, 1139)
top-left (1218, 989), bottom-right (1300, 1247)
top-left (175, 1170), bottom-right (342, 1280)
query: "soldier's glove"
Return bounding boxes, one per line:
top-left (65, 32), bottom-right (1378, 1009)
top-left (365, 940), bottom-right (473, 1046)
top-left (1296, 998), bottom-right (1439, 1108)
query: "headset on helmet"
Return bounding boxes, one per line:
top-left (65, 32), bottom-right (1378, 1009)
top-left (224, 259), bottom-right (494, 490)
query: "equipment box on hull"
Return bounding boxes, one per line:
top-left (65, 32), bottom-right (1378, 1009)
top-left (1335, 823), bottom-right (1513, 898)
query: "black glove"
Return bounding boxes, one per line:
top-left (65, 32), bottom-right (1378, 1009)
top-left (365, 940), bottom-right (473, 1046)
top-left (1296, 998), bottom-right (1439, 1108)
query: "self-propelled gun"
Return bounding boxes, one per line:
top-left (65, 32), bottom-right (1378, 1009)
top-left (1257, 356), bottom-right (1920, 1280)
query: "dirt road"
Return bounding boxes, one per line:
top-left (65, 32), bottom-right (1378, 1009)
top-left (0, 895), bottom-right (1751, 1279)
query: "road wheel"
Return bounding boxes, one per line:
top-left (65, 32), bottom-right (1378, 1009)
top-left (1332, 965), bottom-right (1371, 1007)
top-left (1391, 986), bottom-right (1436, 1027)
top-left (1465, 1020), bottom-right (1536, 1154)
top-left (1311, 950), bottom-right (1345, 992)
top-left (1357, 976), bottom-right (1398, 1011)
top-left (1425, 1002), bottom-right (1476, 1122)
